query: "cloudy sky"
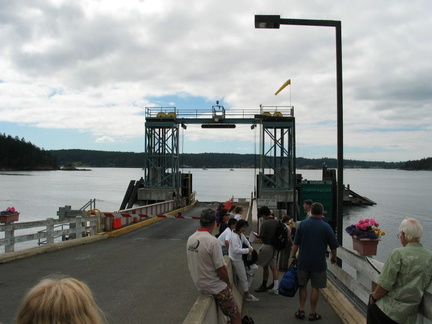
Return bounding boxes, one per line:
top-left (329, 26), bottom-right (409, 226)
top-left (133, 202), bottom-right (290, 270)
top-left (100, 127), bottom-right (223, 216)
top-left (1, 0), bottom-right (431, 162)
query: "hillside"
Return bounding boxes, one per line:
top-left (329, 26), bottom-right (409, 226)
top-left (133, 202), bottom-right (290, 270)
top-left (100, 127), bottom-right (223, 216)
top-left (2, 134), bottom-right (429, 171)
top-left (402, 157), bottom-right (432, 171)
top-left (0, 134), bottom-right (58, 170)
top-left (50, 149), bottom-right (405, 169)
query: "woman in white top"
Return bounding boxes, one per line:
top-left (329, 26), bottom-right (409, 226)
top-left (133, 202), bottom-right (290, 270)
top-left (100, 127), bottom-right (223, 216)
top-left (229, 219), bottom-right (259, 302)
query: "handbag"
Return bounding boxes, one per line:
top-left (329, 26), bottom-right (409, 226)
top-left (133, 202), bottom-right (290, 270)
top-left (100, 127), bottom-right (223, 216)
top-left (278, 262), bottom-right (299, 297)
top-left (242, 243), bottom-right (258, 266)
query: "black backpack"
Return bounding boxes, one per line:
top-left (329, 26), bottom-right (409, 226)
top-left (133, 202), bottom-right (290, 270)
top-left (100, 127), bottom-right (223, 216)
top-left (273, 220), bottom-right (289, 251)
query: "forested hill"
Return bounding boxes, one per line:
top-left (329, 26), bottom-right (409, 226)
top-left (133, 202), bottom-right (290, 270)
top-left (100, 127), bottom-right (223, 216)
top-left (0, 134), bottom-right (58, 170)
top-left (50, 149), bottom-right (407, 169)
top-left (402, 158), bottom-right (432, 171)
top-left (1, 134), bottom-right (430, 170)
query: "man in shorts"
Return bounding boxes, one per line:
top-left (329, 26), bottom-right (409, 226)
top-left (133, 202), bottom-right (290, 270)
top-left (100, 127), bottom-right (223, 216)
top-left (254, 205), bottom-right (280, 295)
top-left (187, 208), bottom-right (241, 324)
top-left (290, 202), bottom-right (338, 321)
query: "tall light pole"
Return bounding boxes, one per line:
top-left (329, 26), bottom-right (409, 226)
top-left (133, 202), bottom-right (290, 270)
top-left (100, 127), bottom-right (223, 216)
top-left (255, 15), bottom-right (343, 246)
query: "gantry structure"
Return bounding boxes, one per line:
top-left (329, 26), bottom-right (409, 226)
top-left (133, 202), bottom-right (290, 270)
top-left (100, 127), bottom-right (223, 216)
top-left (139, 103), bottom-right (296, 212)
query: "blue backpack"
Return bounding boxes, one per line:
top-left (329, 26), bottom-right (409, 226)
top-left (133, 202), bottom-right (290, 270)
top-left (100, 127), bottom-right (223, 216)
top-left (279, 263), bottom-right (299, 297)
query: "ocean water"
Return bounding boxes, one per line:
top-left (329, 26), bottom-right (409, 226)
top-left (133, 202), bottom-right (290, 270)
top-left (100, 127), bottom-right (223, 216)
top-left (1, 167), bottom-right (431, 262)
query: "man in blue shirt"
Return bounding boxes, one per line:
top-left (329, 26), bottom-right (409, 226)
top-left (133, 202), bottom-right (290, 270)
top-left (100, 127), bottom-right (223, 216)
top-left (290, 202), bottom-right (338, 321)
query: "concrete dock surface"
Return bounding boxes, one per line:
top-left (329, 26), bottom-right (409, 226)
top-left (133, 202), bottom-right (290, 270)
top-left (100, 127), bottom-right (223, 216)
top-left (0, 203), bottom-right (348, 324)
top-left (241, 248), bottom-right (343, 324)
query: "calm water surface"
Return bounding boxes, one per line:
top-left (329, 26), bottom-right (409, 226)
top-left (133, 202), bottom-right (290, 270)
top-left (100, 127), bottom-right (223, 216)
top-left (1, 168), bottom-right (431, 262)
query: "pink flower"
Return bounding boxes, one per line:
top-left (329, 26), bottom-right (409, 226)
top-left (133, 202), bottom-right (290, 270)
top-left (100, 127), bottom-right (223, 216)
top-left (6, 207), bottom-right (15, 213)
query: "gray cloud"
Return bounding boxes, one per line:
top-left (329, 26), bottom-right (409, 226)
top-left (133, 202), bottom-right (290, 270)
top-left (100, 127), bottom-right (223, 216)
top-left (0, 0), bottom-right (431, 161)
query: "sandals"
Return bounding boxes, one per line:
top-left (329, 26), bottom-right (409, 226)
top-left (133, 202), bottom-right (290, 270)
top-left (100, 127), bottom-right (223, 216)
top-left (295, 310), bottom-right (322, 321)
top-left (308, 312), bottom-right (322, 321)
top-left (295, 309), bottom-right (305, 319)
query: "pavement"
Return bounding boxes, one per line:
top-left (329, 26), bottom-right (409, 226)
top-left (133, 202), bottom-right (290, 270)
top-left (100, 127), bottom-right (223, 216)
top-left (0, 202), bottom-right (348, 324)
top-left (0, 218), bottom-right (201, 324)
top-left (241, 244), bottom-right (343, 324)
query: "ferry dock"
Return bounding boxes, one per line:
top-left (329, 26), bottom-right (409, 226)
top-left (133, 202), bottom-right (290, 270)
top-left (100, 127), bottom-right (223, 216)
top-left (1, 201), bottom-right (431, 323)
top-left (1, 103), bottom-right (429, 322)
top-left (0, 202), bottom-right (344, 324)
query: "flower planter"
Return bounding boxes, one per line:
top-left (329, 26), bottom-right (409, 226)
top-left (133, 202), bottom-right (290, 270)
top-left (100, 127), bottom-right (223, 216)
top-left (352, 237), bottom-right (379, 256)
top-left (0, 212), bottom-right (20, 224)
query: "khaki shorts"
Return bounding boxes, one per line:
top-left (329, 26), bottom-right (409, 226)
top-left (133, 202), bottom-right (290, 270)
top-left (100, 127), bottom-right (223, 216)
top-left (257, 244), bottom-right (277, 267)
top-left (298, 270), bottom-right (327, 288)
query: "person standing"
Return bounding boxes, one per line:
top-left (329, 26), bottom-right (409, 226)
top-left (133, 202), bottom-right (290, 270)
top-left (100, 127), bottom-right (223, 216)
top-left (288, 218), bottom-right (296, 241)
top-left (229, 219), bottom-right (259, 302)
top-left (291, 202), bottom-right (338, 321)
top-left (186, 209), bottom-right (241, 324)
top-left (278, 214), bottom-right (293, 272)
top-left (215, 203), bottom-right (224, 225)
top-left (254, 205), bottom-right (280, 295)
top-left (217, 209), bottom-right (230, 236)
top-left (228, 205), bottom-right (237, 219)
top-left (367, 218), bottom-right (432, 324)
top-left (303, 199), bottom-right (313, 219)
top-left (233, 206), bottom-right (244, 221)
top-left (218, 218), bottom-right (237, 255)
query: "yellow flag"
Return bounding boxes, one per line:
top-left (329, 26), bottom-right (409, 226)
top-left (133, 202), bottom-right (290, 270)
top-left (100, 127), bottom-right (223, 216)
top-left (275, 79), bottom-right (291, 95)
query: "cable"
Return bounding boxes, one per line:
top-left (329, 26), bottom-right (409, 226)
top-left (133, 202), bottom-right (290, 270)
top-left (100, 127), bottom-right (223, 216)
top-left (365, 256), bottom-right (381, 274)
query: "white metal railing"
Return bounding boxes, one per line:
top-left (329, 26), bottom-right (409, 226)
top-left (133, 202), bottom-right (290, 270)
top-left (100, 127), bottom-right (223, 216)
top-left (329, 246), bottom-right (432, 323)
top-left (0, 216), bottom-right (101, 253)
top-left (0, 200), bottom-right (188, 254)
top-left (119, 200), bottom-right (175, 216)
top-left (144, 106), bottom-right (294, 119)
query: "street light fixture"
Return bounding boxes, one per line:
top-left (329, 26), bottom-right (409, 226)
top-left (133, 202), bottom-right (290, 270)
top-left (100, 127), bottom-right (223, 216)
top-left (255, 15), bottom-right (344, 246)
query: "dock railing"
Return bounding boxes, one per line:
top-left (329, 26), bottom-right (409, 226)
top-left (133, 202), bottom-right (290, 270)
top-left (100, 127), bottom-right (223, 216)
top-left (0, 216), bottom-right (100, 253)
top-left (0, 199), bottom-right (181, 254)
top-left (329, 246), bottom-right (432, 323)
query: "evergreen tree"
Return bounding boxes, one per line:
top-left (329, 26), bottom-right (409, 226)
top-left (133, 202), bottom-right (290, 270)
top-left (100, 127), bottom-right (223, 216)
top-left (0, 134), bottom-right (58, 170)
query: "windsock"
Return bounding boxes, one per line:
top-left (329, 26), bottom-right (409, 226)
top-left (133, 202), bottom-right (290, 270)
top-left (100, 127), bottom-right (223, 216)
top-left (275, 79), bottom-right (291, 95)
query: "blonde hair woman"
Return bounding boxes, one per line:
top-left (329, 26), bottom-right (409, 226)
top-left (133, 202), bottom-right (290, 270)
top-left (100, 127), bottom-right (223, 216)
top-left (16, 276), bottom-right (106, 324)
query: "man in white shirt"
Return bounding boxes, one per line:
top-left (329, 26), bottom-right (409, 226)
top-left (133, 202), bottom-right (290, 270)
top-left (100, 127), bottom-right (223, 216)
top-left (218, 218), bottom-right (237, 255)
top-left (187, 209), bottom-right (241, 324)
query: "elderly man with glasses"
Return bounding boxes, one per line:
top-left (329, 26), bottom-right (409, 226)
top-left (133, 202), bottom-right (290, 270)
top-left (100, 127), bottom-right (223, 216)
top-left (367, 218), bottom-right (432, 324)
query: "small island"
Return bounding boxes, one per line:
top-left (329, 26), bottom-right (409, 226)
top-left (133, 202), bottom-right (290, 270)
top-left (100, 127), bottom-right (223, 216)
top-left (60, 164), bottom-right (91, 171)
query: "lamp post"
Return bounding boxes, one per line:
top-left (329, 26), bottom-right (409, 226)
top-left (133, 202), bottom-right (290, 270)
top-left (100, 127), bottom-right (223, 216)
top-left (255, 15), bottom-right (343, 246)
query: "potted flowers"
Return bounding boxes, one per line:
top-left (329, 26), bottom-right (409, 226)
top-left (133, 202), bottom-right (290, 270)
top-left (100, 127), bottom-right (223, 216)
top-left (345, 218), bottom-right (385, 256)
top-left (0, 207), bottom-right (20, 224)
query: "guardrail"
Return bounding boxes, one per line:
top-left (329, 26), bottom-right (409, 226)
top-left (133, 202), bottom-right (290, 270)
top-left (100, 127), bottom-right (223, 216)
top-left (0, 200), bottom-right (184, 254)
top-left (0, 216), bottom-right (101, 253)
top-left (328, 246), bottom-right (432, 323)
top-left (145, 106), bottom-right (294, 119)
